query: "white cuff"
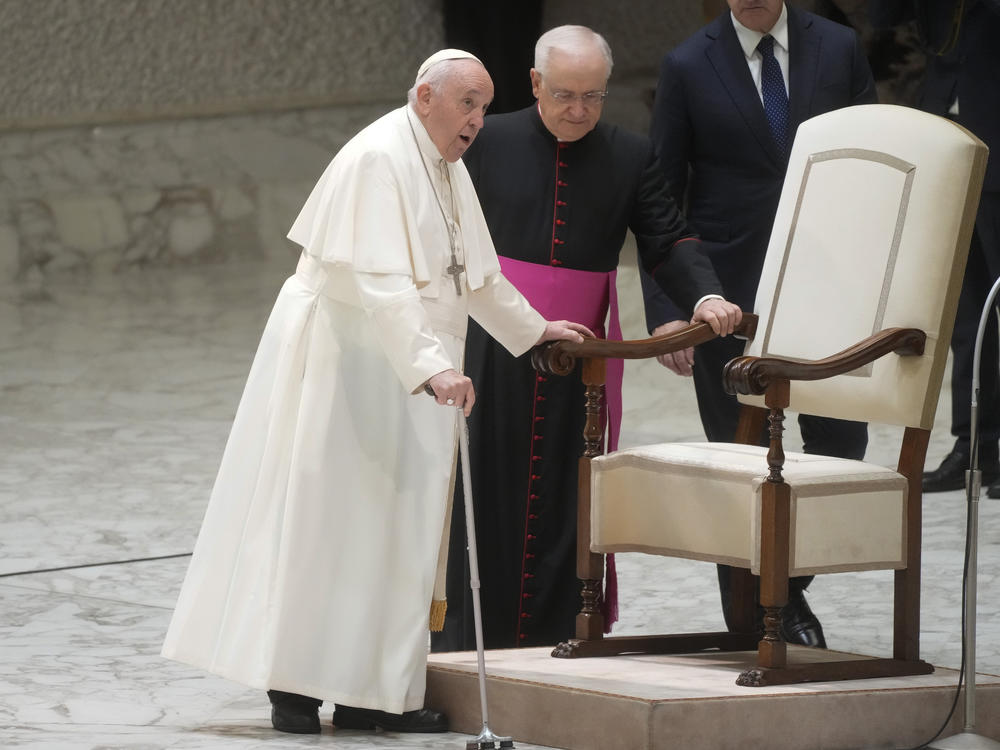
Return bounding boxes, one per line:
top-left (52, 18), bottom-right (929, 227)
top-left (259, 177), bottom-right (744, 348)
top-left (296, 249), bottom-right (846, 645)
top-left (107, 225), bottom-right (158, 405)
top-left (692, 294), bottom-right (724, 313)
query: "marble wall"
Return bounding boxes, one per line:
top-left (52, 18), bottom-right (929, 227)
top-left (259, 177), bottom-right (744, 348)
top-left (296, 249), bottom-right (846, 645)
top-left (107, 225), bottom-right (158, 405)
top-left (0, 0), bottom-right (447, 286)
top-left (0, 104), bottom-right (395, 285)
top-left (0, 0), bottom-right (441, 130)
top-left (0, 0), bottom-right (917, 287)
top-left (0, 0), bottom-right (709, 287)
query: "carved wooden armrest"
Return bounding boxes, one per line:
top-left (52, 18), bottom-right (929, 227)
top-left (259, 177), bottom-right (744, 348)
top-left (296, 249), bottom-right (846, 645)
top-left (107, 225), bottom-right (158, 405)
top-left (723, 327), bottom-right (926, 396)
top-left (532, 313), bottom-right (759, 376)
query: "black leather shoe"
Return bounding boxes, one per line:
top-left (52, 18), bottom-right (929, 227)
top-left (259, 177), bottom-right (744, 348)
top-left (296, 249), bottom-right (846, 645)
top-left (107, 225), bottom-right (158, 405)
top-left (923, 449), bottom-right (1000, 493)
top-left (988, 479), bottom-right (1000, 499)
top-left (270, 702), bottom-right (320, 734)
top-left (781, 589), bottom-right (827, 648)
top-left (333, 704), bottom-right (448, 733)
top-left (268, 690), bottom-right (321, 734)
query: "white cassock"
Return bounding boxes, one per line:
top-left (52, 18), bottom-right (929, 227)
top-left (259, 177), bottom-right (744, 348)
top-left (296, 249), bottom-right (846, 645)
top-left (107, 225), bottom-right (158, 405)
top-left (161, 105), bottom-right (546, 713)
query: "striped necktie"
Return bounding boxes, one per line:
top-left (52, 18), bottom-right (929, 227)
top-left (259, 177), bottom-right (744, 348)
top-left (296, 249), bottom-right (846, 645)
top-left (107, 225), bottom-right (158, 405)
top-left (757, 34), bottom-right (789, 152)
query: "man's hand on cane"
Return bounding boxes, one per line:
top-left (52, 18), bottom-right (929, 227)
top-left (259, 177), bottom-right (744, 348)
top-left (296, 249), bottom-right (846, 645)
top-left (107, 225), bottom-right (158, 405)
top-left (427, 369), bottom-right (475, 416)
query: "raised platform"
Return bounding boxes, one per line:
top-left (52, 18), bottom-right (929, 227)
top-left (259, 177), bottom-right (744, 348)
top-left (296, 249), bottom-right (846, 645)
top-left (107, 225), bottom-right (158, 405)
top-left (427, 647), bottom-right (1000, 750)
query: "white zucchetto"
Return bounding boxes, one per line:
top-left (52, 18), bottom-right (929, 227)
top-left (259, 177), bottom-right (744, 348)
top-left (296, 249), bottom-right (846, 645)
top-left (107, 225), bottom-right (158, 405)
top-left (415, 48), bottom-right (483, 83)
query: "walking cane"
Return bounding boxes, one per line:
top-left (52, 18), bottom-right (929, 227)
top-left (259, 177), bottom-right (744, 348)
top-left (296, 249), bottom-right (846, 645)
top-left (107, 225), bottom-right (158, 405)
top-left (456, 408), bottom-right (515, 750)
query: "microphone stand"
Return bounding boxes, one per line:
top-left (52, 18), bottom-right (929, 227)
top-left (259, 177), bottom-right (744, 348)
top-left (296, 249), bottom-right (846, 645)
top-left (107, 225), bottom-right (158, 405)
top-left (928, 276), bottom-right (1000, 749)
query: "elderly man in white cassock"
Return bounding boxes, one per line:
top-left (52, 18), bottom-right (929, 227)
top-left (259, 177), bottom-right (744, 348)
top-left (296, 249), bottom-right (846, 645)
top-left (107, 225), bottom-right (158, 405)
top-left (161, 49), bottom-right (590, 735)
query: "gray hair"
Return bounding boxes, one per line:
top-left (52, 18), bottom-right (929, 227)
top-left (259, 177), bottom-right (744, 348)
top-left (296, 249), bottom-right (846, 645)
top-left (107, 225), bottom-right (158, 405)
top-left (534, 25), bottom-right (613, 79)
top-left (407, 58), bottom-right (480, 105)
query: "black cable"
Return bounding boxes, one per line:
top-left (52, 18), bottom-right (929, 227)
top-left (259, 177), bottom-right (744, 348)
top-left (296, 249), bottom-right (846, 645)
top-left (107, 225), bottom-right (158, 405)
top-left (0, 552), bottom-right (192, 579)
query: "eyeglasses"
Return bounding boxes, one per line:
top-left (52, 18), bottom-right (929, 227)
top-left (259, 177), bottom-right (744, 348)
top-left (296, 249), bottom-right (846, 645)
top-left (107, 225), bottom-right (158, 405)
top-left (543, 84), bottom-right (608, 107)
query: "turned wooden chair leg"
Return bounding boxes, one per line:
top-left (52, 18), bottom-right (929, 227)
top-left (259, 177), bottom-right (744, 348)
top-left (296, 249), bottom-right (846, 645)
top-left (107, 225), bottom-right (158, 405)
top-left (574, 359), bottom-right (607, 641)
top-left (758, 383), bottom-right (790, 669)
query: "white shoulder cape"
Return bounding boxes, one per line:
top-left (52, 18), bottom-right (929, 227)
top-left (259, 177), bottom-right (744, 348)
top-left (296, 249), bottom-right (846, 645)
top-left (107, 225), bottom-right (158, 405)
top-left (286, 106), bottom-right (500, 297)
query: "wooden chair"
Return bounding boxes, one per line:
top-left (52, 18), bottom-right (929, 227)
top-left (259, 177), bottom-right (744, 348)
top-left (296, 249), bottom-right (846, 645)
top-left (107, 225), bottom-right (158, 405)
top-left (532, 104), bottom-right (988, 686)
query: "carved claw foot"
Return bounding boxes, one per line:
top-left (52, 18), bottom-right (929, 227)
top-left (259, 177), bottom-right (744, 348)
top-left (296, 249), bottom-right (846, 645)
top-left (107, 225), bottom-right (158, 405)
top-left (551, 640), bottom-right (582, 658)
top-left (736, 668), bottom-right (766, 687)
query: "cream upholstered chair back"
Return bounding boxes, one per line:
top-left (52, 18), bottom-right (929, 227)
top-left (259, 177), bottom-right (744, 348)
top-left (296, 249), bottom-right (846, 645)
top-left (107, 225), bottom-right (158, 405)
top-left (741, 104), bottom-right (987, 429)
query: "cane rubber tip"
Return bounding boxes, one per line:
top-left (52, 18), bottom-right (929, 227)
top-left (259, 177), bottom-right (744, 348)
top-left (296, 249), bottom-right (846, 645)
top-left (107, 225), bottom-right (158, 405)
top-left (500, 741), bottom-right (515, 748)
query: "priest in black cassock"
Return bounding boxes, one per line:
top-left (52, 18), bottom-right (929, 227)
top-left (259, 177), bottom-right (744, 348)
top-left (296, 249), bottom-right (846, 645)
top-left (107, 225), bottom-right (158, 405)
top-left (431, 25), bottom-right (742, 652)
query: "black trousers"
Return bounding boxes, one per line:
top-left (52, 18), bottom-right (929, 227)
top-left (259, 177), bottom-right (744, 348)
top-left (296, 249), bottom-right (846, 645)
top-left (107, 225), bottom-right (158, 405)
top-left (947, 190), bottom-right (1000, 458)
top-left (691, 335), bottom-right (869, 459)
top-left (691, 333), bottom-right (869, 609)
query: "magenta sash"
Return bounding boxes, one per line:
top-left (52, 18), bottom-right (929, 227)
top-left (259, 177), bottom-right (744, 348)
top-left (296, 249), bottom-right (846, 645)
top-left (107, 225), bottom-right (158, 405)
top-left (499, 256), bottom-right (622, 630)
top-left (499, 257), bottom-right (623, 451)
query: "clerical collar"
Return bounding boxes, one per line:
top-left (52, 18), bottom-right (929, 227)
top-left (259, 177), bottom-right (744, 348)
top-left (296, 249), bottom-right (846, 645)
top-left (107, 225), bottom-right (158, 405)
top-left (731, 3), bottom-right (789, 59)
top-left (532, 101), bottom-right (589, 144)
top-left (535, 102), bottom-right (566, 142)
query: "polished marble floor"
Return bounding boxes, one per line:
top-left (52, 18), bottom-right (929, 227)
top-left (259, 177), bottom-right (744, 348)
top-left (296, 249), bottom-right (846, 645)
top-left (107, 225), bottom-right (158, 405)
top-left (2, 252), bottom-right (998, 749)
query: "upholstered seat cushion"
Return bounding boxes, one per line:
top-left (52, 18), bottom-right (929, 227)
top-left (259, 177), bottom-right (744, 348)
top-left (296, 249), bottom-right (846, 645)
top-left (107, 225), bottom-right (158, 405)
top-left (591, 443), bottom-right (908, 576)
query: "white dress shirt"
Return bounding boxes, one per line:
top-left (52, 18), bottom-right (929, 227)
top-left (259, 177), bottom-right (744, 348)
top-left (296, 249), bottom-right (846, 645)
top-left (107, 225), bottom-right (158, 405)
top-left (731, 4), bottom-right (790, 104)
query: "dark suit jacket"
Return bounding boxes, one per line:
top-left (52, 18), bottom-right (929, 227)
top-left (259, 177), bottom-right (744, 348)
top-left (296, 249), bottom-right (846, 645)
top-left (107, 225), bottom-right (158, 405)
top-left (643, 4), bottom-right (876, 327)
top-left (916, 0), bottom-right (1000, 190)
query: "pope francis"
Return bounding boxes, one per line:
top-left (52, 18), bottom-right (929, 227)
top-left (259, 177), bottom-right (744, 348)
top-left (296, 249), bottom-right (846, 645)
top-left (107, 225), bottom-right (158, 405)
top-left (161, 49), bottom-right (590, 735)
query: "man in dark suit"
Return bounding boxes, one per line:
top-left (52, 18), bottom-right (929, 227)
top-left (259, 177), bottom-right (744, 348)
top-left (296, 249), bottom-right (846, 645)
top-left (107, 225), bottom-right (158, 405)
top-left (898, 0), bottom-right (1000, 497)
top-left (642, 0), bottom-right (877, 646)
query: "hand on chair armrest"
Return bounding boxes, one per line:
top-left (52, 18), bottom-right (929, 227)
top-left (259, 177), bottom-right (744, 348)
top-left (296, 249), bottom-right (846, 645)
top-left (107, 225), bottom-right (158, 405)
top-left (651, 321), bottom-right (695, 375)
top-left (532, 314), bottom-right (759, 376)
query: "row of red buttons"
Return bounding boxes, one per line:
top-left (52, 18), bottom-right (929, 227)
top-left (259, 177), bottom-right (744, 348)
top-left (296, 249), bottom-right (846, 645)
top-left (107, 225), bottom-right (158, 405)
top-left (551, 145), bottom-right (570, 266)
top-left (518, 142), bottom-right (571, 640)
top-left (518, 371), bottom-right (550, 639)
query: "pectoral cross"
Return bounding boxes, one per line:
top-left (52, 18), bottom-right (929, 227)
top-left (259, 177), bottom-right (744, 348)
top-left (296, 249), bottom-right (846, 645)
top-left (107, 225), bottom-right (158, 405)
top-left (407, 114), bottom-right (472, 297)
top-left (440, 169), bottom-right (465, 295)
top-left (446, 246), bottom-right (465, 296)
